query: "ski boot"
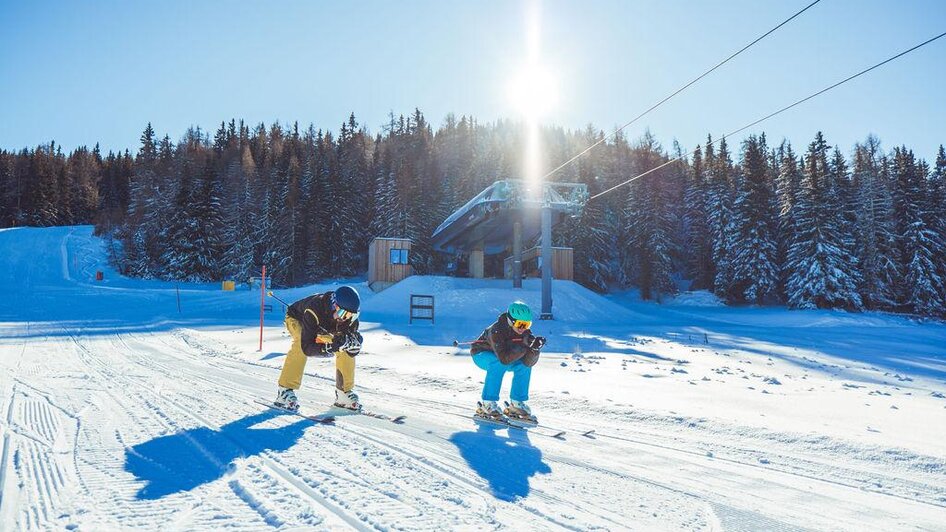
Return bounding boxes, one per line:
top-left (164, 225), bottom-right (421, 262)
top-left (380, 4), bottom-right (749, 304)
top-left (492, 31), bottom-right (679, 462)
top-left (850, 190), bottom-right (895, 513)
top-left (334, 388), bottom-right (361, 411)
top-left (475, 400), bottom-right (505, 421)
top-left (504, 400), bottom-right (538, 424)
top-left (274, 387), bottom-right (299, 412)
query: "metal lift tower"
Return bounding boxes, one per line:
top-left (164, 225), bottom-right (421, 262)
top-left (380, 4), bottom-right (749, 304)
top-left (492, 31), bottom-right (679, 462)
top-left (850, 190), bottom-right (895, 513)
top-left (431, 180), bottom-right (588, 319)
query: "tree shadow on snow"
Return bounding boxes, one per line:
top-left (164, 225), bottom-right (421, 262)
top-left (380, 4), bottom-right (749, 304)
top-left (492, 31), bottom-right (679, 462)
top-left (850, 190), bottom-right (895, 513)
top-left (449, 424), bottom-right (551, 501)
top-left (124, 410), bottom-right (311, 500)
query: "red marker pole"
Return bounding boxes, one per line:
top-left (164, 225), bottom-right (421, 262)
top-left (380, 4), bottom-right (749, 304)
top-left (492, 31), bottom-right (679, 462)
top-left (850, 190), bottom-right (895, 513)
top-left (258, 265), bottom-right (266, 351)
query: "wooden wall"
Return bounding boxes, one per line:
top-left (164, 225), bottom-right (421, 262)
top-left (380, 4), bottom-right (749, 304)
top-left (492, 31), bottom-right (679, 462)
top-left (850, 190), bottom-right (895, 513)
top-left (552, 247), bottom-right (574, 280)
top-left (368, 238), bottom-right (413, 288)
top-left (504, 246), bottom-right (574, 280)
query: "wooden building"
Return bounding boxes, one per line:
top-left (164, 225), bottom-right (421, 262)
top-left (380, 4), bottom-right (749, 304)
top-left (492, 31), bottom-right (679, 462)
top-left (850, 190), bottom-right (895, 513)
top-left (503, 246), bottom-right (574, 281)
top-left (368, 237), bottom-right (413, 291)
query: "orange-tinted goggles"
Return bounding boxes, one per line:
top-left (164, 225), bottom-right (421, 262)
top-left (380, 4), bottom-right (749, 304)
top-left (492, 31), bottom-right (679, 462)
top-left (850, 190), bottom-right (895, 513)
top-left (511, 319), bottom-right (531, 330)
top-left (334, 306), bottom-right (359, 321)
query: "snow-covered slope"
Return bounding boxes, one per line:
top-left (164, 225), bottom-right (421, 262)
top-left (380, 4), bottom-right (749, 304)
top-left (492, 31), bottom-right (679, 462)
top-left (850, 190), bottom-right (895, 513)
top-left (0, 226), bottom-right (944, 530)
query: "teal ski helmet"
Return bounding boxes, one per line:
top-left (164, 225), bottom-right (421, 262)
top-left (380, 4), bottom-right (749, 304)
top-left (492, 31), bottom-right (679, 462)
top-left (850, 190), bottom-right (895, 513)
top-left (507, 301), bottom-right (533, 324)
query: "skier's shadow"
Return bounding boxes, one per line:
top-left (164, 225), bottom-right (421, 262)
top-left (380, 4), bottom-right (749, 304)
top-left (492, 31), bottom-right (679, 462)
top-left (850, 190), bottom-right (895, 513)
top-left (124, 410), bottom-right (311, 500)
top-left (449, 424), bottom-right (551, 501)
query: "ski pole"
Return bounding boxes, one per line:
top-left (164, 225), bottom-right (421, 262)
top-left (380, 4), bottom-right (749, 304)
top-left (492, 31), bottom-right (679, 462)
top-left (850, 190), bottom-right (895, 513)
top-left (453, 339), bottom-right (477, 347)
top-left (267, 291), bottom-right (291, 307)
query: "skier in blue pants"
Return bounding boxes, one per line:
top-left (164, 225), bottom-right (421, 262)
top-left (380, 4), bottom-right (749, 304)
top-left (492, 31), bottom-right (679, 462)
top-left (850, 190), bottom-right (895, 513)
top-left (469, 301), bottom-right (546, 423)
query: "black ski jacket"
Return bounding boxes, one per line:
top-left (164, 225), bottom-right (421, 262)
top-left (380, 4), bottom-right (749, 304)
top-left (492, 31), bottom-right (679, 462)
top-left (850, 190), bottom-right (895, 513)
top-left (287, 292), bottom-right (360, 358)
top-left (470, 312), bottom-right (539, 366)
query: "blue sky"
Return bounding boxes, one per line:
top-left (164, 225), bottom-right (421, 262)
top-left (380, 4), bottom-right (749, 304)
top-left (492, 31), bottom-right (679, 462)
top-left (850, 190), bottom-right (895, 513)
top-left (1, 0), bottom-right (944, 160)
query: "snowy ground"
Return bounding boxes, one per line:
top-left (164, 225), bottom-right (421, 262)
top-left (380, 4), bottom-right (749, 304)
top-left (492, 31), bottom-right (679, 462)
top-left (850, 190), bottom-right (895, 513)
top-left (0, 226), bottom-right (944, 531)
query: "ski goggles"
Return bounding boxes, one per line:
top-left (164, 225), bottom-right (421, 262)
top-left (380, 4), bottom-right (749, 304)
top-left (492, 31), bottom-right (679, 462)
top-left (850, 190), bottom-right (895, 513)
top-left (510, 319), bottom-right (532, 331)
top-left (334, 306), bottom-right (359, 322)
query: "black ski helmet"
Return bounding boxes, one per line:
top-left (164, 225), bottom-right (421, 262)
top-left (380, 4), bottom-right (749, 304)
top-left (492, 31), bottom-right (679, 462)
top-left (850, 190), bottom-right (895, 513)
top-left (333, 285), bottom-right (361, 312)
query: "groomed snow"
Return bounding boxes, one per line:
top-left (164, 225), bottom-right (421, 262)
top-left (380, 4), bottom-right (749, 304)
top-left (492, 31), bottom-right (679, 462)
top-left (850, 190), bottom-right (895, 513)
top-left (0, 226), bottom-right (944, 530)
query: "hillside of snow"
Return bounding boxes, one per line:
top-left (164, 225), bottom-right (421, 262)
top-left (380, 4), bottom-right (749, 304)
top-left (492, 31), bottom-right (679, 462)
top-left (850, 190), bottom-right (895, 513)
top-left (0, 226), bottom-right (944, 530)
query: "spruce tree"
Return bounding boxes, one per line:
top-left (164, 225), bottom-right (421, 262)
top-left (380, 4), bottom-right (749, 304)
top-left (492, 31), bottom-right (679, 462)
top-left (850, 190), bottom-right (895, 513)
top-left (708, 137), bottom-right (736, 298)
top-left (851, 137), bottom-right (898, 309)
top-left (932, 145), bottom-right (946, 308)
top-left (891, 147), bottom-right (944, 314)
top-left (730, 135), bottom-right (779, 304)
top-left (683, 145), bottom-right (714, 289)
top-left (624, 131), bottom-right (677, 300)
top-left (786, 133), bottom-right (862, 310)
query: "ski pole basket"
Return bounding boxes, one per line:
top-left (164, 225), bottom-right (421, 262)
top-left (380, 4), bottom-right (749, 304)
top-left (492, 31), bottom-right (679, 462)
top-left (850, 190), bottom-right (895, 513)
top-left (409, 294), bottom-right (435, 324)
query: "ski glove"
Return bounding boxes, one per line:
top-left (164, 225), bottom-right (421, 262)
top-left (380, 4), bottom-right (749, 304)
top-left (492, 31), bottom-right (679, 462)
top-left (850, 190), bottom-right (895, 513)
top-left (526, 335), bottom-right (547, 350)
top-left (305, 340), bottom-right (331, 358)
top-left (522, 349), bottom-right (540, 367)
top-left (333, 331), bottom-right (363, 356)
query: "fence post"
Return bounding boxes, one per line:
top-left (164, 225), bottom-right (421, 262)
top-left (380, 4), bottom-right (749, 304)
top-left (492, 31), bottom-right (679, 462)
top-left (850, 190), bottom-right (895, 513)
top-left (258, 265), bottom-right (266, 351)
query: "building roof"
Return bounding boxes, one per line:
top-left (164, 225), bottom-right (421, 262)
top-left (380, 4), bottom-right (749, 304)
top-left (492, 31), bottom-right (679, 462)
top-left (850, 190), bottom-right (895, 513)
top-left (431, 180), bottom-right (587, 255)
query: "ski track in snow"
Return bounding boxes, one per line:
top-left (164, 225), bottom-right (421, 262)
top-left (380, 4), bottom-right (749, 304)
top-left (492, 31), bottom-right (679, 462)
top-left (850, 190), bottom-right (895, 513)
top-left (1, 226), bottom-right (945, 530)
top-left (158, 328), bottom-right (942, 530)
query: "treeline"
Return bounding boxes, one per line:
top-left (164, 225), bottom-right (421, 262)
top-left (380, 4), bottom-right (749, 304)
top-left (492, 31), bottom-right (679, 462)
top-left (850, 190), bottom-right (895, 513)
top-left (0, 111), bottom-right (943, 317)
top-left (570, 131), bottom-right (946, 317)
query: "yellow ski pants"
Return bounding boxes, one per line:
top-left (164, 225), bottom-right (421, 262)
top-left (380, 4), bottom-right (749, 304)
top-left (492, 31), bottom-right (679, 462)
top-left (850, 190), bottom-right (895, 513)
top-left (278, 316), bottom-right (356, 392)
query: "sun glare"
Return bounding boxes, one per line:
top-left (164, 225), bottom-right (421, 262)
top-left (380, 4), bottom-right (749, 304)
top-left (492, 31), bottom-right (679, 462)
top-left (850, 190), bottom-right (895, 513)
top-left (507, 66), bottom-right (558, 121)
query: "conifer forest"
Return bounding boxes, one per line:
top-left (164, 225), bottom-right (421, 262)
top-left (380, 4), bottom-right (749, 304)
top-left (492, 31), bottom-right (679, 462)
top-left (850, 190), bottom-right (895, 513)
top-left (2, 111), bottom-right (944, 317)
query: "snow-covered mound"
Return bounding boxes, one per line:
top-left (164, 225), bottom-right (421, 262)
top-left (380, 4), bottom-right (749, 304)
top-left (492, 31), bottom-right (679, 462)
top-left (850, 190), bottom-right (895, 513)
top-left (363, 274), bottom-right (653, 325)
top-left (668, 290), bottom-right (726, 307)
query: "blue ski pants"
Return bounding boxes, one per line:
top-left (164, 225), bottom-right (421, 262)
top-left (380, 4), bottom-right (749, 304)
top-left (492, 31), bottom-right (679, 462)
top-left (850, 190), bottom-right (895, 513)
top-left (472, 351), bottom-right (531, 402)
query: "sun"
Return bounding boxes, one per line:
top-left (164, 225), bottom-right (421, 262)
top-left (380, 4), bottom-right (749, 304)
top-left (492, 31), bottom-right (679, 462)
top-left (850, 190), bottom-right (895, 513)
top-left (507, 65), bottom-right (558, 121)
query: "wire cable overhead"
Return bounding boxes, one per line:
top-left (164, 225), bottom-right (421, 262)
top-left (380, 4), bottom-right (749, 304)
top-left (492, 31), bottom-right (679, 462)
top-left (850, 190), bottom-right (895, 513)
top-left (588, 30), bottom-right (946, 202)
top-left (541, 0), bottom-right (823, 183)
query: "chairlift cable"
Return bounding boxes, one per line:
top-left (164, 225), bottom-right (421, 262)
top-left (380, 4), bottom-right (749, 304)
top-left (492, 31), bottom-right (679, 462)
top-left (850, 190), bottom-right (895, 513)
top-left (588, 30), bottom-right (946, 202)
top-left (540, 0), bottom-right (823, 183)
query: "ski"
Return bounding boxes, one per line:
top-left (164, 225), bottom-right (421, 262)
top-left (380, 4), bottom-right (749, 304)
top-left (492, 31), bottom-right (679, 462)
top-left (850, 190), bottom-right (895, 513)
top-left (254, 399), bottom-right (336, 424)
top-left (472, 414), bottom-right (566, 439)
top-left (334, 406), bottom-right (406, 424)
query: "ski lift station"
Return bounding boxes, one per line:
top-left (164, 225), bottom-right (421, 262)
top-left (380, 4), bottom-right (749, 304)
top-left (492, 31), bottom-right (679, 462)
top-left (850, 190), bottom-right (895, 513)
top-left (368, 179), bottom-right (587, 318)
top-left (430, 179), bottom-right (587, 319)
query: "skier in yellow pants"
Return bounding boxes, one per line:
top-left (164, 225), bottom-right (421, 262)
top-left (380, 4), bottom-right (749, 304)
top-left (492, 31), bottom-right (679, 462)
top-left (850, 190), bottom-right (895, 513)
top-left (274, 286), bottom-right (363, 411)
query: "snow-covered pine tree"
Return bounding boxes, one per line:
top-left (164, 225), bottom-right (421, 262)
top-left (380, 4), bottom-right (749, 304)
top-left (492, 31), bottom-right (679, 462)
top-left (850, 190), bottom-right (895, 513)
top-left (729, 134), bottom-right (779, 304)
top-left (162, 141), bottom-right (202, 281)
top-left (398, 110), bottom-right (441, 274)
top-left (557, 127), bottom-right (624, 291)
top-left (369, 129), bottom-right (400, 240)
top-left (851, 136), bottom-right (898, 309)
top-left (708, 137), bottom-right (736, 299)
top-left (785, 132), bottom-right (862, 310)
top-left (0, 150), bottom-right (18, 226)
top-left (932, 145), bottom-right (946, 308)
top-left (301, 129), bottom-right (333, 280)
top-left (261, 124), bottom-right (296, 287)
top-left (65, 146), bottom-right (100, 225)
top-left (624, 131), bottom-right (677, 300)
top-left (891, 147), bottom-right (944, 315)
top-left (122, 124), bottom-right (159, 276)
top-left (335, 114), bottom-right (373, 277)
top-left (683, 145), bottom-right (714, 289)
top-left (94, 150), bottom-right (131, 243)
top-left (189, 156), bottom-right (225, 280)
top-left (221, 139), bottom-right (258, 282)
top-left (829, 147), bottom-right (859, 262)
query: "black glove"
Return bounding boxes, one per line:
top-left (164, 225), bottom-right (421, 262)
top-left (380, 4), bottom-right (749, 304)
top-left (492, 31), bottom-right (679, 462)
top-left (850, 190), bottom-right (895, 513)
top-left (304, 341), bottom-right (331, 358)
top-left (523, 349), bottom-right (540, 367)
top-left (526, 335), bottom-right (546, 350)
top-left (333, 331), bottom-right (363, 356)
